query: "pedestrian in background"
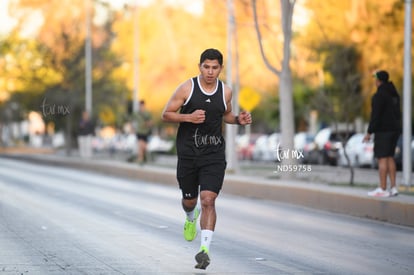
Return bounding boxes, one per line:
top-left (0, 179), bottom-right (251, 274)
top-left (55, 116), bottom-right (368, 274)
top-left (161, 48), bottom-right (252, 270)
top-left (133, 100), bottom-right (153, 164)
top-left (77, 110), bottom-right (95, 158)
top-left (364, 70), bottom-right (401, 197)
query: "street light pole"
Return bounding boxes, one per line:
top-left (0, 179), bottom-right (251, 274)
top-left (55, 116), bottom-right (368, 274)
top-left (132, 0), bottom-right (139, 114)
top-left (85, 0), bottom-right (92, 114)
top-left (225, 0), bottom-right (239, 173)
top-left (403, 0), bottom-right (412, 187)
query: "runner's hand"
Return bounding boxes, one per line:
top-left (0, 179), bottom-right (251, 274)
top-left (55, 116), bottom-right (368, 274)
top-left (191, 109), bottom-right (206, 124)
top-left (238, 111), bottom-right (252, 125)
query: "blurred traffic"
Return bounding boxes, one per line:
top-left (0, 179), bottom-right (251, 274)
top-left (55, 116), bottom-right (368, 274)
top-left (47, 126), bottom-right (413, 171)
top-left (236, 128), bottom-right (413, 171)
top-left (3, 113), bottom-right (412, 171)
top-left (91, 132), bottom-right (174, 156)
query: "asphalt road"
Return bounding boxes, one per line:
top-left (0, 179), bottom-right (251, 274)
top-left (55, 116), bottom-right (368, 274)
top-left (0, 158), bottom-right (413, 275)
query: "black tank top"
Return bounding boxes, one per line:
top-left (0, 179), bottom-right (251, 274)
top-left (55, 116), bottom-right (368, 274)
top-left (176, 76), bottom-right (227, 159)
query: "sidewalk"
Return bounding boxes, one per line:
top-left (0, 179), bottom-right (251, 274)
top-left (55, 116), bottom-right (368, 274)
top-left (1, 147), bottom-right (413, 227)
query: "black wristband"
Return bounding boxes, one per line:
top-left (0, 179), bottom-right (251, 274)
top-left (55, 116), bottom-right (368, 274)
top-left (235, 115), bottom-right (241, 125)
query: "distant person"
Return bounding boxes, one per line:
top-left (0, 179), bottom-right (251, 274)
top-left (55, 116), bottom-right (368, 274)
top-left (364, 70), bottom-right (401, 197)
top-left (133, 100), bottom-right (153, 164)
top-left (161, 48), bottom-right (252, 270)
top-left (78, 111), bottom-right (95, 158)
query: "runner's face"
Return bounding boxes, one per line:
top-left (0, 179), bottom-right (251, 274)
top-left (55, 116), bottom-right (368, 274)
top-left (199, 59), bottom-right (222, 84)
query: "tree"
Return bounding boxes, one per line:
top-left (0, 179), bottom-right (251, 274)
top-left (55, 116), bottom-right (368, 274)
top-left (298, 0), bottom-right (412, 120)
top-left (0, 28), bottom-right (65, 106)
top-left (311, 43), bottom-right (363, 185)
top-left (5, 0), bottom-right (129, 151)
top-left (252, 0), bottom-right (296, 176)
top-left (3, 0), bottom-right (292, 134)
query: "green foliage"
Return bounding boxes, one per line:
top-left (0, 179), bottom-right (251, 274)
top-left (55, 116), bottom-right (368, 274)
top-left (310, 43), bottom-right (363, 127)
top-left (249, 79), bottom-right (314, 134)
top-left (292, 80), bottom-right (315, 131)
top-left (250, 92), bottom-right (279, 134)
top-left (1, 0), bottom-right (412, 138)
top-left (1, 3), bottom-right (129, 137)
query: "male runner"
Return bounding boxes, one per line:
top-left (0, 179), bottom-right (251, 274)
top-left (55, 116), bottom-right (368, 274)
top-left (161, 48), bottom-right (252, 269)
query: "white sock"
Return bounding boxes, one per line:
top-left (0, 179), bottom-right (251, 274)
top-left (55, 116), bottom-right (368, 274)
top-left (185, 209), bottom-right (195, 222)
top-left (200, 230), bottom-right (214, 252)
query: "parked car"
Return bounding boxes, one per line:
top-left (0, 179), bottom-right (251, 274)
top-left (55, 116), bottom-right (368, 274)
top-left (236, 134), bottom-right (260, 160)
top-left (249, 132), bottom-right (313, 163)
top-left (268, 132), bottom-right (282, 159)
top-left (147, 135), bottom-right (174, 154)
top-left (294, 132), bottom-right (314, 164)
top-left (252, 133), bottom-right (281, 162)
top-left (108, 132), bottom-right (136, 153)
top-left (252, 135), bottom-right (271, 161)
top-left (305, 127), bottom-right (354, 166)
top-left (394, 135), bottom-right (414, 171)
top-left (294, 132), bottom-right (314, 150)
top-left (338, 133), bottom-right (374, 168)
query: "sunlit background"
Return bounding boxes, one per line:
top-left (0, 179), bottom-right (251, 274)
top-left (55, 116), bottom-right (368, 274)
top-left (0, 0), bottom-right (412, 164)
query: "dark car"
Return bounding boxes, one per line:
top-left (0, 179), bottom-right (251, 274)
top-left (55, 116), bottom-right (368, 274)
top-left (295, 132), bottom-right (314, 164)
top-left (304, 128), bottom-right (355, 166)
top-left (394, 135), bottom-right (414, 171)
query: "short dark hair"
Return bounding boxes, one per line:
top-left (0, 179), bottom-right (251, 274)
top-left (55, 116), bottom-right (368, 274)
top-left (374, 70), bottom-right (389, 82)
top-left (200, 48), bottom-right (223, 66)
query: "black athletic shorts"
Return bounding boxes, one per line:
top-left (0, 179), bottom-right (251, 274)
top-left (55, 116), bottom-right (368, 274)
top-left (176, 157), bottom-right (227, 199)
top-left (136, 134), bottom-right (149, 142)
top-left (374, 132), bottom-right (400, 158)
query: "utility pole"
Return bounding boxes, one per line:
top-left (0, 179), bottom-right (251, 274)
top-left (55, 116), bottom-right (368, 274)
top-left (85, 0), bottom-right (92, 114)
top-left (132, 0), bottom-right (139, 114)
top-left (225, 0), bottom-right (239, 172)
top-left (403, 0), bottom-right (412, 188)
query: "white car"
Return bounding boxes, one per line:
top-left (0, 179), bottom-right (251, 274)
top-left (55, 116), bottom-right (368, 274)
top-left (338, 133), bottom-right (374, 168)
top-left (252, 133), bottom-right (281, 162)
top-left (294, 132), bottom-right (314, 151)
top-left (147, 135), bottom-right (174, 154)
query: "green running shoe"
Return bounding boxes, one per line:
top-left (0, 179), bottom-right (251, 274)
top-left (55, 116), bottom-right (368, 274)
top-left (195, 246), bottom-right (210, 270)
top-left (183, 208), bottom-right (200, 241)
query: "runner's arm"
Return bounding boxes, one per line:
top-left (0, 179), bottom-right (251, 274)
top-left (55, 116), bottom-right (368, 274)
top-left (161, 80), bottom-right (206, 124)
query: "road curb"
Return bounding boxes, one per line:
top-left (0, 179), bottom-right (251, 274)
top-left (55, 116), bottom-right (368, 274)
top-left (223, 177), bottom-right (414, 227)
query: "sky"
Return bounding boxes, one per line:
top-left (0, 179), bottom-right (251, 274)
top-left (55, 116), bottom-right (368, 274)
top-left (0, 0), bottom-right (307, 36)
top-left (0, 0), bottom-right (204, 35)
top-left (102, 0), bottom-right (203, 14)
top-left (0, 0), bottom-right (17, 34)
